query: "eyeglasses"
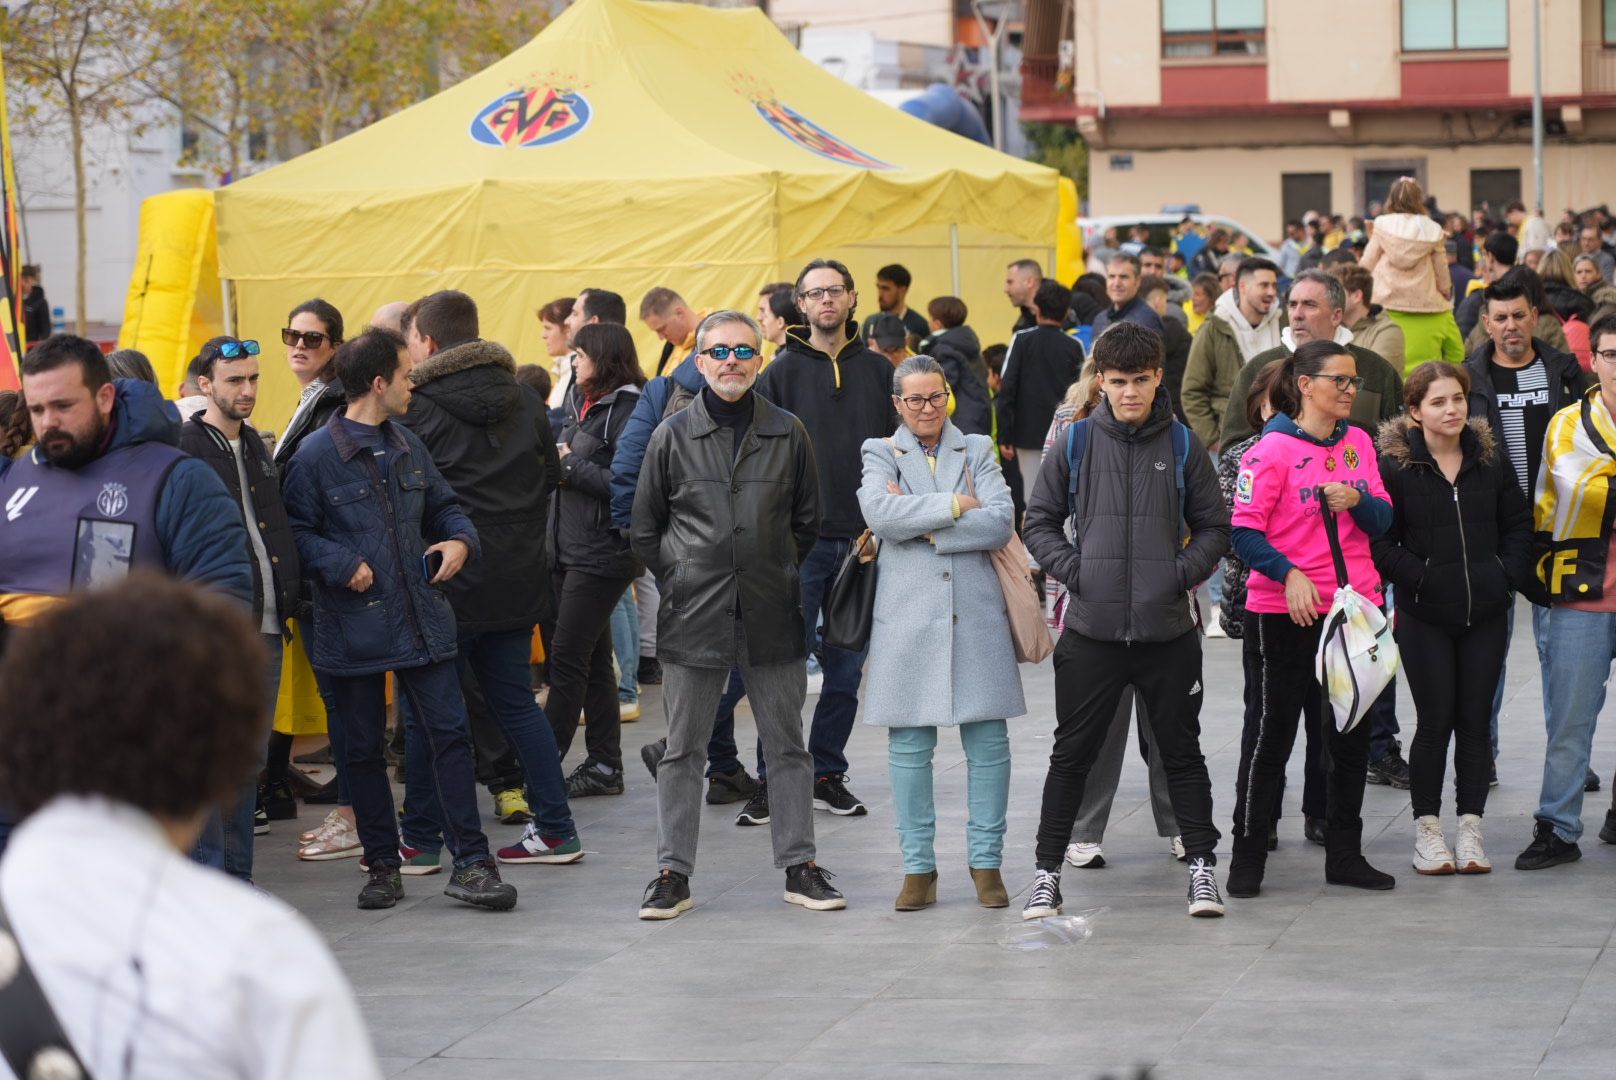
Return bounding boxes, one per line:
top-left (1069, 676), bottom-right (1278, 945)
top-left (282, 328), bottom-right (332, 349)
top-left (798, 285), bottom-right (848, 302)
top-left (208, 339), bottom-right (260, 360)
top-left (1595, 349), bottom-right (1616, 365)
top-left (699, 345), bottom-right (758, 361)
top-left (1305, 373), bottom-right (1365, 392)
top-left (897, 391), bottom-right (950, 412)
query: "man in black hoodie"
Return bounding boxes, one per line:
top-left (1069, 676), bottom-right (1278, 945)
top-left (752, 259), bottom-right (897, 818)
top-left (399, 290), bottom-right (584, 867)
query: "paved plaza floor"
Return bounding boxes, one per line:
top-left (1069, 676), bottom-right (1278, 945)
top-left (259, 598), bottom-right (1616, 1078)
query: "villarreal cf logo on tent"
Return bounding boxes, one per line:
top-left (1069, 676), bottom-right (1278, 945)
top-left (753, 98), bottom-right (889, 169)
top-left (470, 84), bottom-right (591, 148)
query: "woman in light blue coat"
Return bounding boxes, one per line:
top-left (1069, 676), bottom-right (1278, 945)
top-left (857, 355), bottom-right (1024, 912)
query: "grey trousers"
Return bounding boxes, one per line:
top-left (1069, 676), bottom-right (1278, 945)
top-left (1070, 686), bottom-right (1180, 844)
top-left (658, 626), bottom-right (815, 877)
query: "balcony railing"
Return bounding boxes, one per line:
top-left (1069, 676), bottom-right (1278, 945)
top-left (1586, 43), bottom-right (1616, 96)
top-left (1020, 54), bottom-right (1076, 119)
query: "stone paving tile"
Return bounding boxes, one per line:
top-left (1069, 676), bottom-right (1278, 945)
top-left (263, 597), bottom-right (1616, 1077)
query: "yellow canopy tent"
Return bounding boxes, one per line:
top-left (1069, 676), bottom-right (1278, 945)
top-left (216, 0), bottom-right (1059, 430)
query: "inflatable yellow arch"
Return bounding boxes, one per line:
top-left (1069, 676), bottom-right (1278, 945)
top-left (117, 188), bottom-right (225, 396)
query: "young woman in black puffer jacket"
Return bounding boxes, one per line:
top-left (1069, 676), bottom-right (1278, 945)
top-left (1372, 362), bottom-right (1532, 877)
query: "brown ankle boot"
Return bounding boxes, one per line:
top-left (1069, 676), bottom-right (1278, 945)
top-left (969, 867), bottom-right (1008, 908)
top-left (894, 870), bottom-right (938, 911)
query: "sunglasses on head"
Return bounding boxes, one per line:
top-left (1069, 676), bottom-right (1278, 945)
top-left (700, 345), bottom-right (757, 360)
top-left (282, 328), bottom-right (331, 349)
top-left (209, 339), bottom-right (260, 360)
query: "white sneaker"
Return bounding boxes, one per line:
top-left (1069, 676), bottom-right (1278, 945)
top-left (1454, 813), bottom-right (1492, 874)
top-left (1169, 835), bottom-right (1186, 861)
top-left (1204, 604), bottom-right (1227, 638)
top-left (1065, 842), bottom-right (1104, 868)
top-left (1413, 815), bottom-right (1455, 875)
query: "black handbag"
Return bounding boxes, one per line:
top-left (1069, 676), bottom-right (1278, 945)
top-left (821, 529), bottom-right (879, 652)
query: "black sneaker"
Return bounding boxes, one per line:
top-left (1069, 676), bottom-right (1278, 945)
top-left (1366, 743), bottom-right (1411, 789)
top-left (253, 805), bottom-right (271, 835)
top-left (784, 861), bottom-right (846, 910)
top-left (304, 776), bottom-right (340, 805)
top-left (641, 737), bottom-right (667, 780)
top-left (1600, 808), bottom-right (1616, 845)
top-left (1304, 816), bottom-right (1327, 846)
top-left (260, 778), bottom-right (298, 820)
top-left (1514, 820), bottom-right (1582, 871)
top-left (813, 773), bottom-right (867, 816)
top-left (1266, 823), bottom-right (1279, 852)
top-left (706, 766), bottom-right (757, 805)
top-left (638, 868), bottom-right (692, 920)
top-left (444, 857), bottom-right (518, 910)
top-left (566, 760), bottom-right (625, 798)
top-left (1585, 768), bottom-right (1601, 793)
top-left (1021, 868), bottom-right (1063, 920)
top-left (357, 865), bottom-right (403, 910)
top-left (736, 781), bottom-right (770, 826)
top-left (1186, 856), bottom-right (1225, 918)
top-left (637, 657), bottom-right (663, 686)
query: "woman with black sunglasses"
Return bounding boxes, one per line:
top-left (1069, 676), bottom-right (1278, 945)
top-left (266, 299), bottom-right (356, 862)
top-left (273, 298), bottom-right (345, 466)
top-left (547, 322), bottom-right (646, 797)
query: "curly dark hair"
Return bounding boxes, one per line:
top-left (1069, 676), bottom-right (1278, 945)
top-left (0, 573), bottom-right (268, 818)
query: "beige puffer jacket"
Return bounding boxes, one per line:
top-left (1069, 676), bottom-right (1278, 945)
top-left (1362, 213), bottom-right (1452, 313)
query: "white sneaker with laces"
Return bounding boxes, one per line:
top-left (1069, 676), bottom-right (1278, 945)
top-left (1064, 842), bottom-right (1104, 868)
top-left (1204, 603), bottom-right (1228, 638)
top-left (1413, 815), bottom-right (1455, 874)
top-left (1169, 835), bottom-right (1186, 861)
top-left (1454, 813), bottom-right (1491, 874)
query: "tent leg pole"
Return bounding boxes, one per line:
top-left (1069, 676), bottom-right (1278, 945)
top-left (221, 278), bottom-right (234, 336)
top-left (949, 224), bottom-right (961, 296)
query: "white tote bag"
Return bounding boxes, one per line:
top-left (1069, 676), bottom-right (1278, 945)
top-left (1313, 503), bottom-right (1400, 734)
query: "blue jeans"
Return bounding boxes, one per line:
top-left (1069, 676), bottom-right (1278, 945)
top-left (1536, 606), bottom-right (1614, 842)
top-left (326, 660), bottom-right (490, 870)
top-left (402, 628), bottom-right (579, 849)
top-left (611, 586), bottom-right (639, 702)
top-left (888, 720), bottom-right (1011, 873)
top-left (798, 536), bottom-right (868, 777)
top-left (194, 632), bottom-right (284, 882)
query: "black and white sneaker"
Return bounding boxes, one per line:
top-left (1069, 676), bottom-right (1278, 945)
top-left (1187, 856), bottom-right (1225, 918)
top-left (1022, 868), bottom-right (1062, 920)
top-left (566, 760), bottom-right (625, 798)
top-left (443, 858), bottom-right (518, 911)
top-left (253, 805), bottom-right (271, 835)
top-left (813, 773), bottom-right (867, 816)
top-left (638, 869), bottom-right (693, 920)
top-left (736, 781), bottom-right (770, 826)
top-left (784, 862), bottom-right (846, 910)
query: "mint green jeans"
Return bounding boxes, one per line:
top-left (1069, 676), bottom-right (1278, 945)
top-left (887, 719), bottom-right (1011, 873)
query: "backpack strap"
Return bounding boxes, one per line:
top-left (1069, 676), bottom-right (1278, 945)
top-left (1065, 418), bottom-right (1090, 519)
top-left (1170, 419), bottom-right (1190, 537)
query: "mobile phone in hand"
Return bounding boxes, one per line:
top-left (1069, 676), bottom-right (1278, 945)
top-left (422, 550), bottom-right (444, 583)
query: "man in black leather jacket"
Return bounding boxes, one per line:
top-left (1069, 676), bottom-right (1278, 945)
top-left (629, 310), bottom-right (846, 920)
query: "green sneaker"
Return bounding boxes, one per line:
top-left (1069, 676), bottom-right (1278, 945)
top-left (497, 826), bottom-right (584, 865)
top-left (360, 844), bottom-right (442, 876)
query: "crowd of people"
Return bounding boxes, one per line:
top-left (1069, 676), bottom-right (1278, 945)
top-left (3, 177), bottom-right (1616, 1073)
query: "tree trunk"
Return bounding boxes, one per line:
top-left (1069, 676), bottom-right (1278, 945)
top-left (69, 92), bottom-right (87, 336)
